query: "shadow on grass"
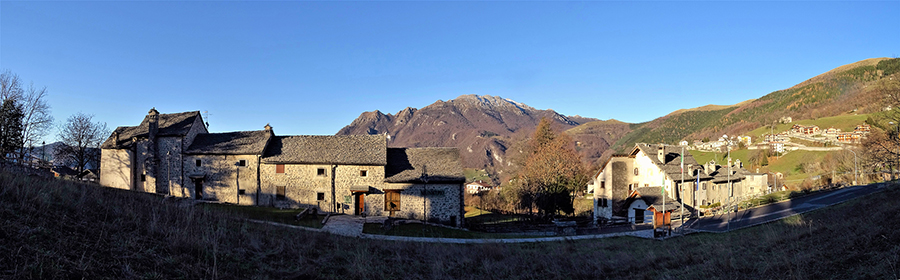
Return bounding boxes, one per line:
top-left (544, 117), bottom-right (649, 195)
top-left (202, 203), bottom-right (325, 228)
top-left (362, 223), bottom-right (542, 239)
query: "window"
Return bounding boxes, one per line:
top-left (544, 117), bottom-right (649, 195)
top-left (600, 181), bottom-right (605, 189)
top-left (360, 170), bottom-right (368, 177)
top-left (276, 164), bottom-right (285, 174)
top-left (385, 191), bottom-right (401, 211)
top-left (702, 183), bottom-right (707, 190)
top-left (644, 184), bottom-right (649, 188)
top-left (140, 174), bottom-right (146, 182)
top-left (634, 168), bottom-right (639, 176)
top-left (598, 198), bottom-right (608, 207)
top-left (195, 159), bottom-right (201, 167)
top-left (317, 192), bottom-right (325, 201)
top-left (238, 189), bottom-right (246, 195)
top-left (238, 160), bottom-right (246, 167)
top-left (317, 168), bottom-right (326, 176)
top-left (276, 186), bottom-right (286, 200)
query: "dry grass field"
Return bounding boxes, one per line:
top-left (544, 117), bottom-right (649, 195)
top-left (2, 171), bottom-right (898, 279)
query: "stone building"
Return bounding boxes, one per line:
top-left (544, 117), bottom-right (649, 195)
top-left (100, 109), bottom-right (466, 227)
top-left (100, 109), bottom-right (207, 195)
top-left (592, 143), bottom-right (768, 223)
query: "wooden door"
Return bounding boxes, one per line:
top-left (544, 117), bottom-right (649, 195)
top-left (355, 193), bottom-right (365, 215)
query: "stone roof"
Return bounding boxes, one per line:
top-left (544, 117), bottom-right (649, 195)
top-left (633, 186), bottom-right (684, 213)
top-left (185, 130), bottom-right (272, 155)
top-left (384, 147), bottom-right (465, 183)
top-left (101, 111), bottom-right (202, 149)
top-left (634, 143), bottom-right (713, 181)
top-left (262, 135), bottom-right (387, 165)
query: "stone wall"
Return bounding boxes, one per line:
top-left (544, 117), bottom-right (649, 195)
top-left (183, 154), bottom-right (260, 205)
top-left (260, 163), bottom-right (385, 211)
top-left (156, 137), bottom-right (184, 196)
top-left (383, 182), bottom-right (464, 227)
top-left (100, 148), bottom-right (133, 190)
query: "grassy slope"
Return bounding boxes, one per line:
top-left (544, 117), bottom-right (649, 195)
top-left (610, 58), bottom-right (898, 152)
top-left (3, 172), bottom-right (899, 279)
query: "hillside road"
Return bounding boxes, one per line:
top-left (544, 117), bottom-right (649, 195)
top-left (681, 184), bottom-right (883, 233)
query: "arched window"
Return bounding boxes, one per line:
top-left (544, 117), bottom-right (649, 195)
top-left (634, 168), bottom-right (639, 176)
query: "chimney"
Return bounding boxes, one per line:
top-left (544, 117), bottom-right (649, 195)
top-left (148, 108), bottom-right (160, 140)
top-left (705, 161), bottom-right (715, 175)
top-left (112, 131), bottom-right (118, 145)
top-left (657, 144), bottom-right (665, 163)
top-left (264, 123), bottom-right (273, 134)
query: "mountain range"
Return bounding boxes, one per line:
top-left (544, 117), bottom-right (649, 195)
top-left (338, 57), bottom-right (900, 182)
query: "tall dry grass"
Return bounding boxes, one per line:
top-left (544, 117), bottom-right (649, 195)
top-left (2, 171), bottom-right (898, 279)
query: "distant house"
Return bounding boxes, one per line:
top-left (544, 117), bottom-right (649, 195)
top-left (855, 124), bottom-right (871, 133)
top-left (51, 165), bottom-right (79, 179)
top-left (825, 127), bottom-right (839, 134)
top-left (590, 143), bottom-right (767, 223)
top-left (792, 125), bottom-right (820, 135)
top-left (78, 169), bottom-right (99, 182)
top-left (465, 181), bottom-right (493, 194)
top-left (837, 133), bottom-right (862, 143)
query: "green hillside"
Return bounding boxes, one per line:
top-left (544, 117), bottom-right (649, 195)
top-left (611, 57), bottom-right (900, 151)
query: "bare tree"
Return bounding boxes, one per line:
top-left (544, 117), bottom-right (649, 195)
top-left (56, 113), bottom-right (108, 173)
top-left (0, 70), bottom-right (53, 160)
top-left (0, 70), bottom-right (23, 101)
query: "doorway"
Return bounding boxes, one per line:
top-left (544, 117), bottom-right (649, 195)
top-left (194, 179), bottom-right (203, 200)
top-left (354, 193), bottom-right (365, 215)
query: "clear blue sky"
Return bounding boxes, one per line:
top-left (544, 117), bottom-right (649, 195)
top-left (2, 1), bottom-right (898, 142)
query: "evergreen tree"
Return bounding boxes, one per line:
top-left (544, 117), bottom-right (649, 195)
top-left (0, 99), bottom-right (24, 160)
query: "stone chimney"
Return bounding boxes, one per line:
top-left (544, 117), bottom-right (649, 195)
top-left (146, 108), bottom-right (161, 193)
top-left (657, 144), bottom-right (665, 163)
top-left (112, 131), bottom-right (118, 145)
top-left (705, 161), bottom-right (716, 175)
top-left (264, 123), bottom-right (273, 133)
top-left (148, 108), bottom-right (160, 140)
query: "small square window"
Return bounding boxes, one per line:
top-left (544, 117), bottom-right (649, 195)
top-left (238, 189), bottom-right (246, 195)
top-left (276, 186), bottom-right (286, 200)
top-left (360, 170), bottom-right (368, 177)
top-left (195, 159), bottom-right (201, 167)
top-left (276, 164), bottom-right (285, 174)
top-left (317, 192), bottom-right (325, 201)
top-left (238, 160), bottom-right (247, 166)
top-left (140, 174), bottom-right (146, 182)
top-left (317, 168), bottom-right (326, 176)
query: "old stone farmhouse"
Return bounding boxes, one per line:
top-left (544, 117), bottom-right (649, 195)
top-left (591, 143), bottom-right (768, 224)
top-left (100, 109), bottom-right (466, 227)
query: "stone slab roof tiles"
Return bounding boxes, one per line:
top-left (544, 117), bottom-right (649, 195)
top-left (102, 111), bottom-right (201, 149)
top-left (634, 143), bottom-right (712, 181)
top-left (185, 130), bottom-right (272, 155)
top-left (384, 147), bottom-right (465, 183)
top-left (262, 135), bottom-right (387, 165)
top-left (633, 186), bottom-right (684, 213)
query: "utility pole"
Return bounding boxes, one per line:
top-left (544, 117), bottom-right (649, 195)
top-left (847, 149), bottom-right (858, 185)
top-left (680, 145), bottom-right (684, 233)
top-left (422, 164), bottom-right (428, 224)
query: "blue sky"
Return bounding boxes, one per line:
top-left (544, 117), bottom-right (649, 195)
top-left (1, 1), bottom-right (898, 142)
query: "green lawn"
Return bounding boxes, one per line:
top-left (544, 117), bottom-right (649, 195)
top-left (203, 203), bottom-right (325, 228)
top-left (689, 149), bottom-right (753, 167)
top-left (464, 206), bottom-right (523, 224)
top-left (463, 168), bottom-right (492, 183)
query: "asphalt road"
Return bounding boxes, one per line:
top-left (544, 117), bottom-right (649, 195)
top-left (680, 184), bottom-right (883, 233)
